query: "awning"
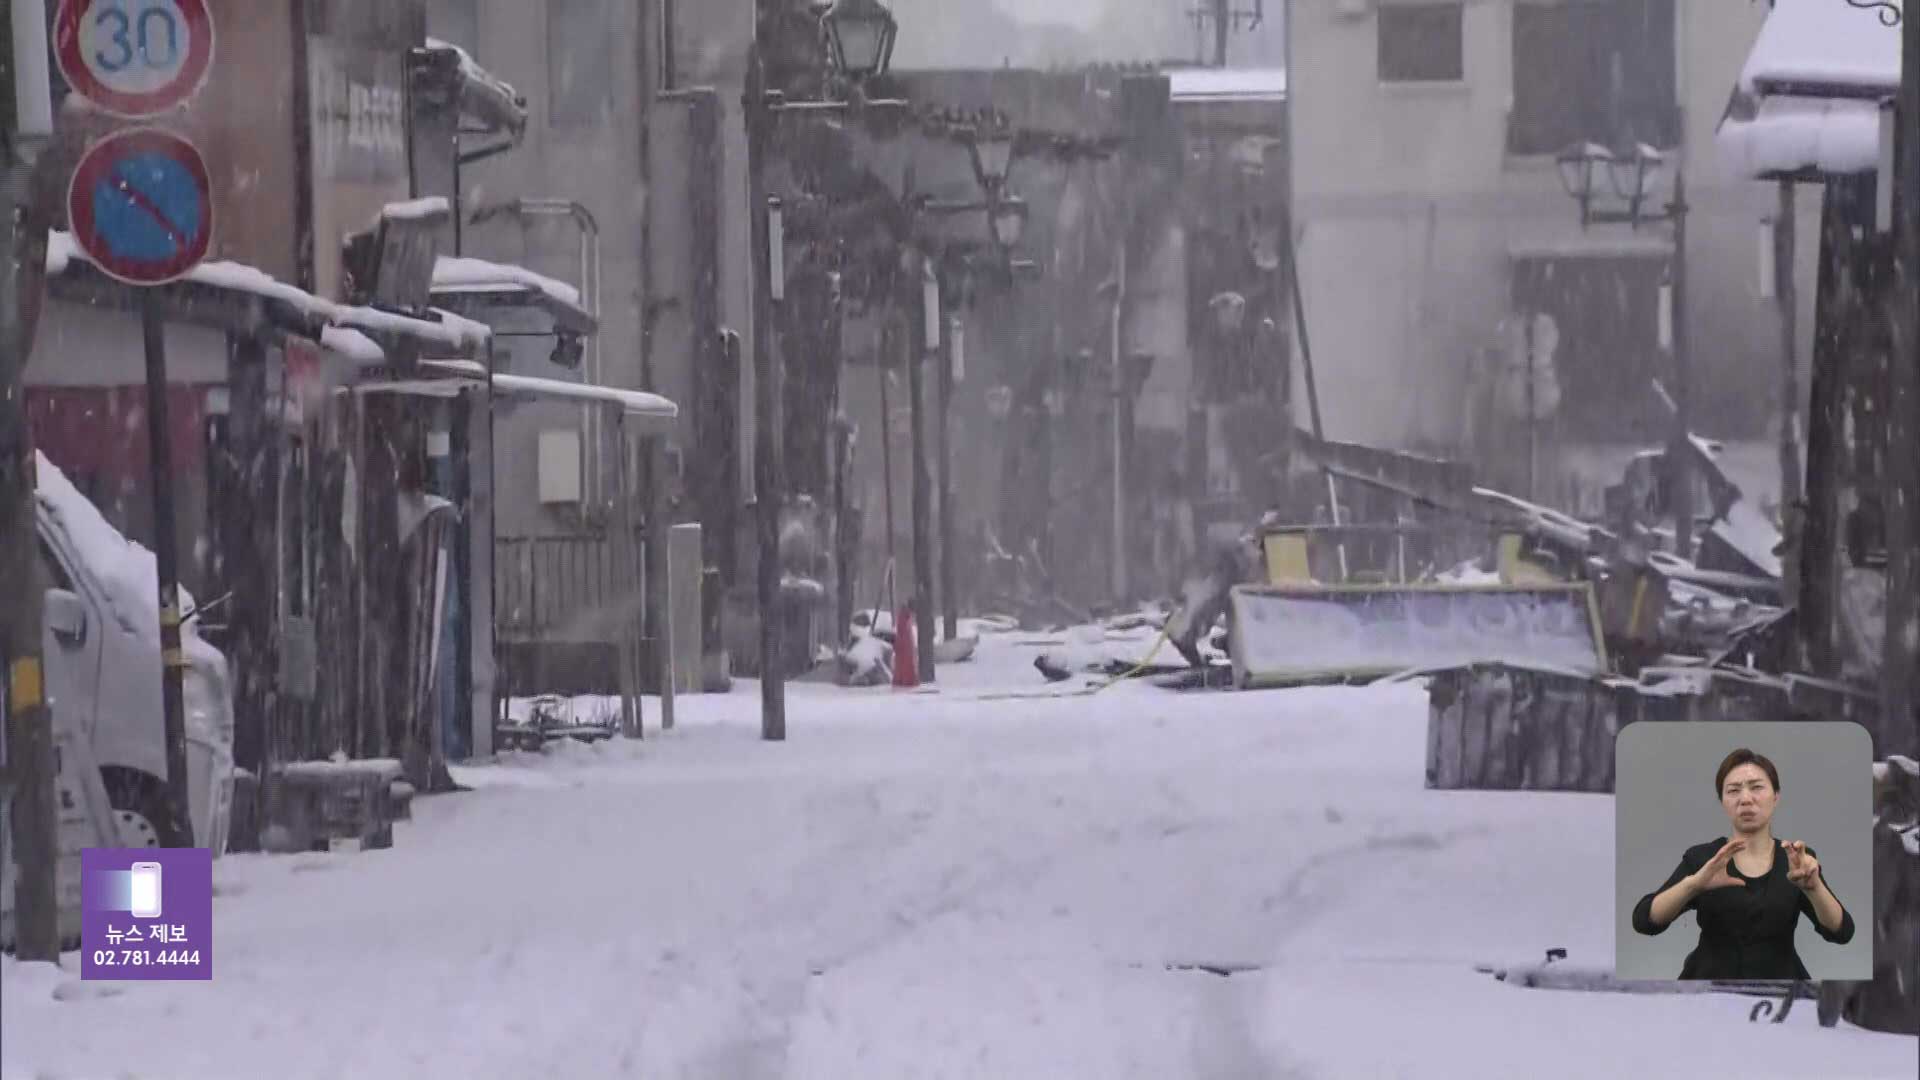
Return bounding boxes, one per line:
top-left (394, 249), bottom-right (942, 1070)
top-left (491, 373), bottom-right (677, 421)
top-left (431, 256), bottom-right (597, 336)
top-left (1717, 95), bottom-right (1884, 181)
top-left (1507, 234), bottom-right (1674, 261)
top-left (1168, 67), bottom-right (1288, 104)
top-left (44, 231), bottom-right (492, 363)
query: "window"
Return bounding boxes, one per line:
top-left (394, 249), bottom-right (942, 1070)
top-left (37, 539), bottom-right (74, 593)
top-left (433, 0), bottom-right (479, 51)
top-left (549, 0), bottom-right (612, 126)
top-left (1510, 0), bottom-right (1678, 155)
top-left (1378, 3), bottom-right (1465, 84)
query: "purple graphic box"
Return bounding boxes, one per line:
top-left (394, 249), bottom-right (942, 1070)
top-left (81, 848), bottom-right (213, 981)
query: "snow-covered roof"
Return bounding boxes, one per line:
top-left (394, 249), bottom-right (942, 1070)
top-left (1717, 0), bottom-right (1902, 180)
top-left (45, 229), bottom-right (494, 361)
top-left (320, 327), bottom-right (386, 364)
top-left (433, 256), bottom-right (583, 308)
top-left (1168, 67), bottom-right (1287, 103)
top-left (1737, 0), bottom-right (1901, 99)
top-left (491, 373), bottom-right (677, 420)
top-left (1717, 95), bottom-right (1885, 179)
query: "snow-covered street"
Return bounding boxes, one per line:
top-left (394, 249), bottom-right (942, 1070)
top-left (4, 635), bottom-right (1915, 1079)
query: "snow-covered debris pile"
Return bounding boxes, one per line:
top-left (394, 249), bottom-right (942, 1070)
top-left (838, 633), bottom-right (892, 687)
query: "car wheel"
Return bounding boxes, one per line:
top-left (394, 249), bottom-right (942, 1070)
top-left (101, 769), bottom-right (189, 848)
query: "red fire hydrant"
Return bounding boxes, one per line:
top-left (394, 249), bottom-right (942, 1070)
top-left (892, 602), bottom-right (920, 689)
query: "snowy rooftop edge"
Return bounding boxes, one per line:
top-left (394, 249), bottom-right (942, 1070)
top-left (492, 373), bottom-right (677, 419)
top-left (44, 230), bottom-right (493, 361)
top-left (433, 256), bottom-right (584, 309)
top-left (1737, 0), bottom-right (1901, 98)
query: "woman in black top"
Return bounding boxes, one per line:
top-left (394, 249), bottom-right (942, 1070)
top-left (1631, 748), bottom-right (1854, 980)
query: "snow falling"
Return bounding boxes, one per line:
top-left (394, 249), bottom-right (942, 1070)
top-left (3, 1), bottom-right (1918, 1077)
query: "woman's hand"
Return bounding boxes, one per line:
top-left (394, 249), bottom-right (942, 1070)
top-left (1785, 841), bottom-right (1822, 892)
top-left (1687, 837), bottom-right (1748, 893)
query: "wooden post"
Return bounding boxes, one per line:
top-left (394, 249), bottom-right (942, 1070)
top-left (613, 411), bottom-right (642, 738)
top-left (646, 429), bottom-right (674, 731)
top-left (0, 53), bottom-right (59, 954)
top-left (141, 291), bottom-right (194, 845)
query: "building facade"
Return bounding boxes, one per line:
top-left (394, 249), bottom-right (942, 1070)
top-left (1288, 0), bottom-right (1821, 514)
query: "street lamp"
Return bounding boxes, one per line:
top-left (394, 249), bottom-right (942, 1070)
top-left (1555, 137), bottom-right (1696, 557)
top-left (820, 0), bottom-right (898, 83)
top-left (746, 0), bottom-right (908, 737)
top-left (1555, 142), bottom-right (1613, 227)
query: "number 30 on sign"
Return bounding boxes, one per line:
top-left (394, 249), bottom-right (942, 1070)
top-left (55, 0), bottom-right (216, 119)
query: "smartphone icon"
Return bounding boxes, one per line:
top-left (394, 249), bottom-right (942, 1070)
top-left (129, 861), bottom-right (163, 920)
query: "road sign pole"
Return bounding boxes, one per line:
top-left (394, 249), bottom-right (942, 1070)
top-left (140, 289), bottom-right (194, 846)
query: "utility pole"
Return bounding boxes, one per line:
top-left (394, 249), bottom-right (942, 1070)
top-left (1110, 238), bottom-right (1129, 603)
top-left (1669, 169), bottom-right (1695, 560)
top-left (1212, 0), bottom-right (1230, 67)
top-left (745, 40), bottom-right (785, 740)
top-left (2, 0), bottom-right (60, 959)
top-left (938, 306), bottom-right (957, 645)
top-left (909, 252), bottom-right (936, 682)
top-left (1885, 0), bottom-right (1920, 757)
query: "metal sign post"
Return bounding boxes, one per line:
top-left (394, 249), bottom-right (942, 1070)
top-left (55, 0), bottom-right (217, 847)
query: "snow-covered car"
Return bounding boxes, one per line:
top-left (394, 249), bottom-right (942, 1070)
top-left (31, 453), bottom-right (236, 853)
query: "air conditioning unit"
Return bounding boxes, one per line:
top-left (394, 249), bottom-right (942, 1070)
top-left (1334, 0), bottom-right (1372, 19)
top-left (538, 429), bottom-right (583, 505)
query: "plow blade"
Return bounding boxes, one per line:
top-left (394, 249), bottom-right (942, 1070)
top-left (1227, 583), bottom-right (1609, 689)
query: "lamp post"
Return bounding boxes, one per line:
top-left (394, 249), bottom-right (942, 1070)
top-left (746, 0), bottom-right (901, 738)
top-left (1556, 140), bottom-right (1695, 557)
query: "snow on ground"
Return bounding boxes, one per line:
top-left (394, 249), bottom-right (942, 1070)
top-left (5, 634), bottom-right (1915, 1079)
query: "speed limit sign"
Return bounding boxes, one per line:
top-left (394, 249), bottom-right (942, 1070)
top-left (54, 0), bottom-right (216, 119)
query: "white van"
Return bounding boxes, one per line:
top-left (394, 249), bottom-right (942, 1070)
top-left (28, 452), bottom-right (236, 853)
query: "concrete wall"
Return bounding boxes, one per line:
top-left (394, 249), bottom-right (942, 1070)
top-left (1289, 0), bottom-right (1820, 487)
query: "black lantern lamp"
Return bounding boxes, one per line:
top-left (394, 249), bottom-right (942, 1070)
top-left (1555, 141), bottom-right (1612, 228)
top-left (1605, 142), bottom-right (1666, 224)
top-left (820, 0), bottom-right (898, 82)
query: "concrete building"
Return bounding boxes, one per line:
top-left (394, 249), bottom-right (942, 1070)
top-left (1287, 0), bottom-right (1820, 514)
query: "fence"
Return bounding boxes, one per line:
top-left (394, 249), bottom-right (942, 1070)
top-left (1426, 665), bottom-right (1891, 794)
top-left (493, 532), bottom-right (646, 699)
top-left (1427, 663), bottom-right (1916, 1036)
